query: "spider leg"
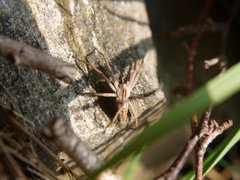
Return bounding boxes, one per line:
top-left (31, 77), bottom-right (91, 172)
top-left (128, 101), bottom-right (138, 128)
top-left (103, 104), bottom-right (126, 131)
top-left (77, 59), bottom-right (116, 92)
top-left (94, 48), bottom-right (119, 88)
top-left (129, 88), bottom-right (160, 99)
top-left (79, 92), bottom-right (116, 97)
top-left (129, 58), bottom-right (144, 91)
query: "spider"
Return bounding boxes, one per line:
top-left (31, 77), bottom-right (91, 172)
top-left (77, 48), bottom-right (144, 128)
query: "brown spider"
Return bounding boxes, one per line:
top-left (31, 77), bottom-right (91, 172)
top-left (77, 48), bottom-right (144, 128)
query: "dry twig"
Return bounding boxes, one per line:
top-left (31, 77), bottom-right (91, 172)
top-left (158, 20), bottom-right (224, 41)
top-left (0, 105), bottom-right (78, 179)
top-left (154, 135), bottom-right (199, 180)
top-left (0, 35), bottom-right (77, 84)
top-left (195, 120), bottom-right (233, 180)
top-left (44, 118), bottom-right (101, 175)
top-left (0, 138), bottom-right (27, 179)
top-left (154, 107), bottom-right (233, 180)
top-left (44, 118), bottom-right (121, 180)
top-left (153, 108), bottom-right (211, 180)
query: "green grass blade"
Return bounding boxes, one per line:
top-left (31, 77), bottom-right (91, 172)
top-left (123, 148), bottom-right (144, 180)
top-left (182, 128), bottom-right (240, 180)
top-left (91, 62), bottom-right (240, 178)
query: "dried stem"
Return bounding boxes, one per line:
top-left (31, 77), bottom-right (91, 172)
top-left (154, 107), bottom-right (233, 180)
top-left (0, 35), bottom-right (77, 84)
top-left (183, 0), bottom-right (215, 92)
top-left (154, 107), bottom-right (212, 180)
top-left (0, 138), bottom-right (27, 179)
top-left (155, 20), bottom-right (223, 42)
top-left (5, 145), bottom-right (58, 180)
top-left (194, 2), bottom-right (239, 178)
top-left (44, 118), bottom-right (102, 175)
top-left (0, 105), bottom-right (78, 178)
top-left (27, 167), bottom-right (53, 180)
top-left (195, 120), bottom-right (233, 180)
top-left (154, 135), bottom-right (199, 180)
top-left (183, 33), bottom-right (201, 92)
top-left (44, 118), bottom-right (121, 180)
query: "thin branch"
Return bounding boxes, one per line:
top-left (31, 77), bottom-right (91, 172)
top-left (5, 146), bottom-right (58, 180)
top-left (26, 167), bottom-right (53, 180)
top-left (195, 120), bottom-right (233, 180)
top-left (0, 105), bottom-right (78, 178)
top-left (44, 118), bottom-right (102, 175)
top-left (0, 35), bottom-right (77, 84)
top-left (194, 107), bottom-right (213, 180)
top-left (154, 107), bottom-right (233, 180)
top-left (197, 106), bottom-right (213, 137)
top-left (44, 118), bottom-right (122, 179)
top-left (154, 107), bottom-right (212, 180)
top-left (198, 0), bottom-right (215, 23)
top-left (0, 138), bottom-right (27, 179)
top-left (182, 0), bottom-right (215, 93)
top-left (183, 32), bottom-right (201, 92)
top-left (154, 135), bottom-right (199, 180)
top-left (159, 21), bottom-right (223, 41)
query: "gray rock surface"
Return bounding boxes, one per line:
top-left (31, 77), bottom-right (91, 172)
top-left (0, 0), bottom-right (165, 165)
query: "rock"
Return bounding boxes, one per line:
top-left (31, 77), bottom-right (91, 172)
top-left (0, 0), bottom-right (165, 168)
